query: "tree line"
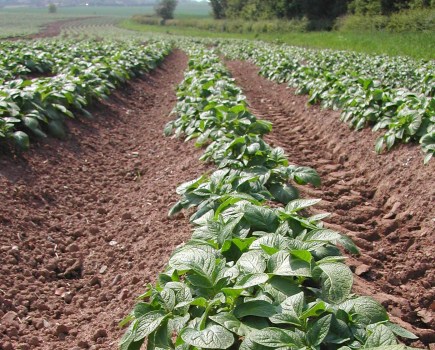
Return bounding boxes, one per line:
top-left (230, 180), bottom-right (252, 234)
top-left (209, 0), bottom-right (434, 20)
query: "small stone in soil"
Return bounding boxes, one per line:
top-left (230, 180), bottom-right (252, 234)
top-left (89, 276), bottom-right (101, 286)
top-left (2, 311), bottom-right (17, 324)
top-left (111, 274), bottom-right (122, 286)
top-left (64, 292), bottom-right (74, 304)
top-left (119, 289), bottom-right (129, 300)
top-left (355, 264), bottom-right (371, 276)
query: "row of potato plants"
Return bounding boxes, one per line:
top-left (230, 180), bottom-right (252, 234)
top-left (218, 41), bottom-right (435, 164)
top-left (120, 45), bottom-right (417, 350)
top-left (0, 40), bottom-right (171, 149)
top-left (0, 40), bottom-right (150, 83)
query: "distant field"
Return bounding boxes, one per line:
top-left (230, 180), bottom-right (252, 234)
top-left (0, 3), bottom-right (211, 38)
top-left (0, 3), bottom-right (211, 18)
top-left (121, 19), bottom-right (435, 61)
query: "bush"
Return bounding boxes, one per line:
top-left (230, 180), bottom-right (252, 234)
top-left (154, 0), bottom-right (177, 20)
top-left (335, 7), bottom-right (435, 32)
top-left (48, 2), bottom-right (57, 14)
top-left (387, 7), bottom-right (435, 31)
top-left (132, 16), bottom-right (309, 34)
top-left (335, 14), bottom-right (388, 31)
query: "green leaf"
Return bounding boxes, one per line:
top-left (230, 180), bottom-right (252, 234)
top-left (133, 311), bottom-right (167, 341)
top-left (307, 314), bottom-right (332, 346)
top-left (319, 262), bottom-right (353, 304)
top-left (48, 120), bottom-right (66, 139)
top-left (160, 288), bottom-right (176, 311)
top-left (169, 246), bottom-right (216, 281)
top-left (209, 312), bottom-right (248, 336)
top-left (365, 325), bottom-right (398, 347)
top-left (237, 251), bottom-right (266, 273)
top-left (268, 251), bottom-right (312, 277)
top-left (280, 292), bottom-right (304, 316)
top-left (250, 328), bottom-right (299, 348)
top-left (12, 131), bottom-right (29, 150)
top-left (340, 297), bottom-right (388, 325)
top-left (181, 325), bottom-right (234, 349)
top-left (243, 205), bottom-right (279, 232)
top-left (268, 183), bottom-right (299, 204)
top-left (287, 166), bottom-right (321, 187)
top-left (285, 198), bottom-right (321, 213)
top-left (375, 137), bottom-right (384, 154)
top-left (119, 322), bottom-right (144, 350)
top-left (235, 273), bottom-right (269, 288)
top-left (308, 229), bottom-right (359, 254)
top-left (234, 300), bottom-right (277, 318)
top-left (270, 292), bottom-right (304, 326)
top-left (385, 322), bottom-right (418, 340)
top-left (300, 301), bottom-right (326, 320)
top-left (250, 234), bottom-right (289, 251)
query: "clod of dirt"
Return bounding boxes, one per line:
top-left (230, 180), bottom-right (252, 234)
top-left (92, 328), bottom-right (108, 341)
top-left (89, 226), bottom-right (100, 234)
top-left (67, 243), bottom-right (80, 253)
top-left (54, 324), bottom-right (69, 337)
top-left (89, 276), bottom-right (101, 287)
top-left (0, 341), bottom-right (14, 350)
top-left (121, 212), bottom-right (132, 221)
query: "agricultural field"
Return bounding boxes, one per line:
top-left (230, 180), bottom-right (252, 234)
top-left (0, 2), bottom-right (210, 39)
top-left (0, 16), bottom-right (434, 350)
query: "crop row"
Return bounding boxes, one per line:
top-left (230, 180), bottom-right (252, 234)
top-left (0, 40), bottom-right (172, 149)
top-left (120, 45), bottom-right (417, 350)
top-left (219, 41), bottom-right (435, 163)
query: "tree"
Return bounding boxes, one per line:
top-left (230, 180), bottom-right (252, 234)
top-left (48, 2), bottom-right (57, 13)
top-left (209, 0), bottom-right (228, 19)
top-left (155, 0), bottom-right (178, 20)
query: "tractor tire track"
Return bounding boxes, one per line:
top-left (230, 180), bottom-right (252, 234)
top-left (226, 59), bottom-right (435, 347)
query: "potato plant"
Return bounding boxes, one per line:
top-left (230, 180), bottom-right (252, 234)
top-left (0, 40), bottom-right (172, 149)
top-left (218, 41), bottom-right (435, 163)
top-left (120, 46), bottom-right (417, 350)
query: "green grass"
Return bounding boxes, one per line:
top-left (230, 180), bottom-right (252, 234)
top-left (120, 19), bottom-right (435, 60)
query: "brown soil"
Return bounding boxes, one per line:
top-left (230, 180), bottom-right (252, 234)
top-left (0, 50), bottom-right (209, 350)
top-left (226, 60), bottom-right (435, 348)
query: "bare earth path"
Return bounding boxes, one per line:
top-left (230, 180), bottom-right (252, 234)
top-left (226, 60), bottom-right (435, 348)
top-left (0, 50), bottom-right (208, 350)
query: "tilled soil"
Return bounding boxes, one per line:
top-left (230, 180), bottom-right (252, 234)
top-left (0, 50), bottom-right (209, 350)
top-left (226, 60), bottom-right (435, 348)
